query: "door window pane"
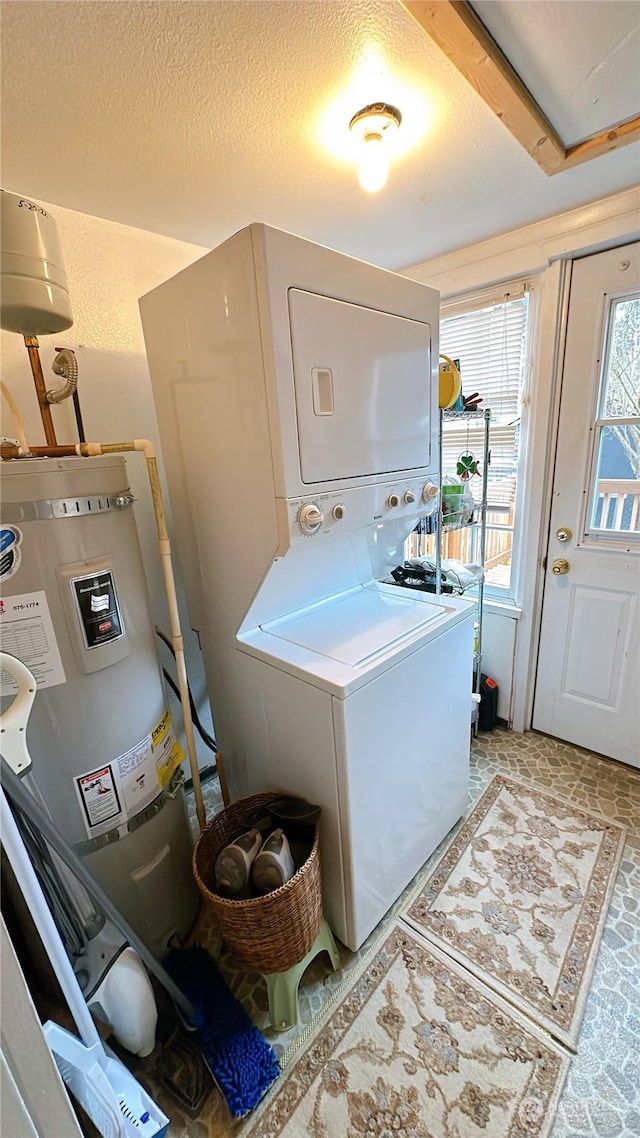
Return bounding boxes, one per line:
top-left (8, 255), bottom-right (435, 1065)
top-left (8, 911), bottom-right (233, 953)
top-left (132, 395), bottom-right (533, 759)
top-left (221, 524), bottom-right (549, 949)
top-left (590, 426), bottom-right (640, 532)
top-left (589, 294), bottom-right (640, 535)
top-left (601, 296), bottom-right (640, 418)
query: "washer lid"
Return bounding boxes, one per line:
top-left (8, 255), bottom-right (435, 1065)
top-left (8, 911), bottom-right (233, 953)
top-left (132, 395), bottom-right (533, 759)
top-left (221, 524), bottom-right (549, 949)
top-left (260, 586), bottom-right (442, 667)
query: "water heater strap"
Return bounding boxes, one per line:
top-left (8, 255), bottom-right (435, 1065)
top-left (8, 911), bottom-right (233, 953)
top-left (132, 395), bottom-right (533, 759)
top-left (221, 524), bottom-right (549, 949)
top-left (1, 492), bottom-right (135, 523)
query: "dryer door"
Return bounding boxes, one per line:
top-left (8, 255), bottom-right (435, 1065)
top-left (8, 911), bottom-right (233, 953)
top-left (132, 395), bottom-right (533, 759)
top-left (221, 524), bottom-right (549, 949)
top-left (288, 289), bottom-right (432, 484)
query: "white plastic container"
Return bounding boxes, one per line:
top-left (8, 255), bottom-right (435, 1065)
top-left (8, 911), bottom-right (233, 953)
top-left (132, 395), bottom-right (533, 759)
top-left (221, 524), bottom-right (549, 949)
top-left (1, 189), bottom-right (73, 334)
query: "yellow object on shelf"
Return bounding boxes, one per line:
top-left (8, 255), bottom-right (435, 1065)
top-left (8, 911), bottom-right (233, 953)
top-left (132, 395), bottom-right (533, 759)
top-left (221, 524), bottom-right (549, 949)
top-left (439, 353), bottom-right (462, 409)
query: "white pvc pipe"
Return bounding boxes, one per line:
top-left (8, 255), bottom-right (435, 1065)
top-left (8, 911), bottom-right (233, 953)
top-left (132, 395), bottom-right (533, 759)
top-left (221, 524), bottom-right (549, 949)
top-left (0, 379), bottom-right (31, 454)
top-left (0, 786), bottom-right (102, 1050)
top-left (82, 439), bottom-right (206, 831)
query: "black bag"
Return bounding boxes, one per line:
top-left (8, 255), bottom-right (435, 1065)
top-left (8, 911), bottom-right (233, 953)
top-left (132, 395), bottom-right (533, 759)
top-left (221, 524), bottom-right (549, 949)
top-left (479, 673), bottom-right (499, 731)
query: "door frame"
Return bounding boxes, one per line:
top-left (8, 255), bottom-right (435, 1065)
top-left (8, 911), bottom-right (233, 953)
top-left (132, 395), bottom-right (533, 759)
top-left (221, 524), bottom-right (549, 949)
top-left (407, 187), bottom-right (640, 732)
top-left (1, 916), bottom-right (83, 1138)
top-left (519, 256), bottom-right (572, 733)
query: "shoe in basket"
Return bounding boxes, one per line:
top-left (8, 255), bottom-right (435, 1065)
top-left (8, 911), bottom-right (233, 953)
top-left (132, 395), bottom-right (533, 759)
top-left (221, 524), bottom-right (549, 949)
top-left (214, 827), bottom-right (263, 895)
top-left (252, 828), bottom-right (296, 894)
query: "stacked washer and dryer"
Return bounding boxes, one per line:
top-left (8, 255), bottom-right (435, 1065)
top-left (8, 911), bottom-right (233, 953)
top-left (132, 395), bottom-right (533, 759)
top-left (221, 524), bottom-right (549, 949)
top-left (141, 223), bottom-right (474, 952)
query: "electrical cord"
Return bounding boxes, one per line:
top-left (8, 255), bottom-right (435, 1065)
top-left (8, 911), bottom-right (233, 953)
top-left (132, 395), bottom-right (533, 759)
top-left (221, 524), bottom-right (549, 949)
top-left (156, 626), bottom-right (217, 753)
top-left (162, 667), bottom-right (217, 753)
top-left (13, 804), bottom-right (85, 958)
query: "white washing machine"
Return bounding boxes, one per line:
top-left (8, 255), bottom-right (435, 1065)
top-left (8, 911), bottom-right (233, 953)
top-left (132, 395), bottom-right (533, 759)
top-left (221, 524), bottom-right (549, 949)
top-left (140, 224), bottom-right (474, 950)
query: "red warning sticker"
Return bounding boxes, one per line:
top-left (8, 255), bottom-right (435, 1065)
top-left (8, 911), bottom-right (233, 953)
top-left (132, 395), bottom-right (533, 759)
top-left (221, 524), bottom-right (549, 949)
top-left (75, 764), bottom-right (123, 830)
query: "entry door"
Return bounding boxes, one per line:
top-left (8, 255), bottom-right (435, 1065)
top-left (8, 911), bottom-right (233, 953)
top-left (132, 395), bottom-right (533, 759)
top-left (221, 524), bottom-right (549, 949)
top-left (533, 243), bottom-right (640, 767)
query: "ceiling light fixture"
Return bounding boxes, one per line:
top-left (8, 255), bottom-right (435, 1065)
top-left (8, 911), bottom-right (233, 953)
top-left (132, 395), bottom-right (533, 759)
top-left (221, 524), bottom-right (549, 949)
top-left (349, 102), bottom-right (402, 193)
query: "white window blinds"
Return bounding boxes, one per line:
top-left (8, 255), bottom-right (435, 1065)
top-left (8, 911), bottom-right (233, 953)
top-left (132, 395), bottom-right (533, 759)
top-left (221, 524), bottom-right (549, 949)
top-left (439, 290), bottom-right (530, 591)
top-left (440, 290), bottom-right (528, 422)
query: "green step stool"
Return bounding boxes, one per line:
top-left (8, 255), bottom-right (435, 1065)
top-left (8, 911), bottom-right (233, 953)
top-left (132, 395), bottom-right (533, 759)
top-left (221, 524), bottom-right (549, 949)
top-left (263, 918), bottom-right (340, 1031)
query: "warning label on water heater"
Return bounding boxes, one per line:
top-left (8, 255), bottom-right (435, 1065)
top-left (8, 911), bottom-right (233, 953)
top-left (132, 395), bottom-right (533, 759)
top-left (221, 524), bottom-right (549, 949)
top-left (76, 764), bottom-right (122, 830)
top-left (152, 708), bottom-right (186, 789)
top-left (73, 708), bottom-right (185, 838)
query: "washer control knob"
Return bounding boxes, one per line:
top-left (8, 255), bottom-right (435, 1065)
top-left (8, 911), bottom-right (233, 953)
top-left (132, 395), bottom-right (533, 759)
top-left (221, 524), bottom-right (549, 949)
top-left (404, 490), bottom-right (415, 504)
top-left (298, 504), bottom-right (323, 534)
top-left (387, 493), bottom-right (399, 508)
top-left (332, 504), bottom-right (345, 520)
top-left (422, 482), bottom-right (438, 502)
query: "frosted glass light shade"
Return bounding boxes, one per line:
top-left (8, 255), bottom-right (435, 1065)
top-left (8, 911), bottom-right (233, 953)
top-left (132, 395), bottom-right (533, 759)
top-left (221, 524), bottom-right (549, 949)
top-left (358, 135), bottom-right (389, 193)
top-left (349, 103), bottom-right (401, 196)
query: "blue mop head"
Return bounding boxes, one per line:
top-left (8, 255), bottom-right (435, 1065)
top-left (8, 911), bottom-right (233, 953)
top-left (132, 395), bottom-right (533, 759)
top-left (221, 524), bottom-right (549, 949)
top-left (165, 947), bottom-right (279, 1117)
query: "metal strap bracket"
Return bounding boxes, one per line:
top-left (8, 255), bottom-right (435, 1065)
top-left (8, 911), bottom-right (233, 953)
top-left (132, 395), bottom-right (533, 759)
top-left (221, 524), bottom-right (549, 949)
top-left (1, 492), bottom-right (135, 523)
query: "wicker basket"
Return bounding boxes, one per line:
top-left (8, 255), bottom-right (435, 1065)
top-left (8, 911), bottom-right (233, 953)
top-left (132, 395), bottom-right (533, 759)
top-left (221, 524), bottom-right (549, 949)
top-left (192, 791), bottom-right (323, 973)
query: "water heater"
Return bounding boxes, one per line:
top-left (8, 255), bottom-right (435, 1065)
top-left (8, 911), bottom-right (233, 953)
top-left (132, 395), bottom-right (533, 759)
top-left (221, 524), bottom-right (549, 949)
top-left (0, 455), bottom-right (199, 956)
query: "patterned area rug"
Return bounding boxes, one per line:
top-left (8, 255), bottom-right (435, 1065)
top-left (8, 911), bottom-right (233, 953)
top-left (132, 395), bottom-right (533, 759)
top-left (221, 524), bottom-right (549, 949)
top-left (402, 775), bottom-right (626, 1049)
top-left (242, 921), bottom-right (570, 1138)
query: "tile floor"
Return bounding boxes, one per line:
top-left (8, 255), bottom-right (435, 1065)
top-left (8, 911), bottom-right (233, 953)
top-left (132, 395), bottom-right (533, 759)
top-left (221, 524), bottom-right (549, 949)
top-left (170, 728), bottom-right (639, 1137)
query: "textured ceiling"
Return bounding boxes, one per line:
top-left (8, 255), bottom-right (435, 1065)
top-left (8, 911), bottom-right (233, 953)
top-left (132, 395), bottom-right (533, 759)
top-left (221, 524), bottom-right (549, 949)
top-left (1, 0), bottom-right (639, 270)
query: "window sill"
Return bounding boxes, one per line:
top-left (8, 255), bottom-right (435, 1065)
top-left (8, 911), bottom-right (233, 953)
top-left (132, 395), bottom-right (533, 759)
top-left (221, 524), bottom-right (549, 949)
top-left (482, 597), bottom-right (523, 619)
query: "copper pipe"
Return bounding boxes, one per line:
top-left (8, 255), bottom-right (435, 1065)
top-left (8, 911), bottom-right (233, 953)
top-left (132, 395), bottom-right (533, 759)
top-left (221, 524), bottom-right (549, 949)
top-left (23, 336), bottom-right (57, 446)
top-left (1, 444), bottom-right (88, 460)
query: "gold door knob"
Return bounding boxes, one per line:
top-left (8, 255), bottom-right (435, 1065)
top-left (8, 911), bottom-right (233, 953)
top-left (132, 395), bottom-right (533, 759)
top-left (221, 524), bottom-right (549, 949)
top-left (552, 558), bottom-right (570, 575)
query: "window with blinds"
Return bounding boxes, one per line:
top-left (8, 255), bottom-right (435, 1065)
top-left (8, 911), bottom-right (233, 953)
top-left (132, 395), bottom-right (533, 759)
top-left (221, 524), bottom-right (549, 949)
top-left (439, 289), bottom-right (530, 594)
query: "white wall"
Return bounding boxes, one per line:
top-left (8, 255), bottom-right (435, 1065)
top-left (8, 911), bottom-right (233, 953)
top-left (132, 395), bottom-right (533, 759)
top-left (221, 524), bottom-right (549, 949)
top-left (404, 187), bottom-right (640, 730)
top-left (1, 197), bottom-right (214, 761)
top-left (481, 610), bottom-right (517, 723)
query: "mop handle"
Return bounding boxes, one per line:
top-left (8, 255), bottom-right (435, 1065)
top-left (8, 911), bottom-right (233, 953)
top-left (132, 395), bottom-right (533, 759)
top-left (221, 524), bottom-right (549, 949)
top-left (0, 786), bottom-right (102, 1050)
